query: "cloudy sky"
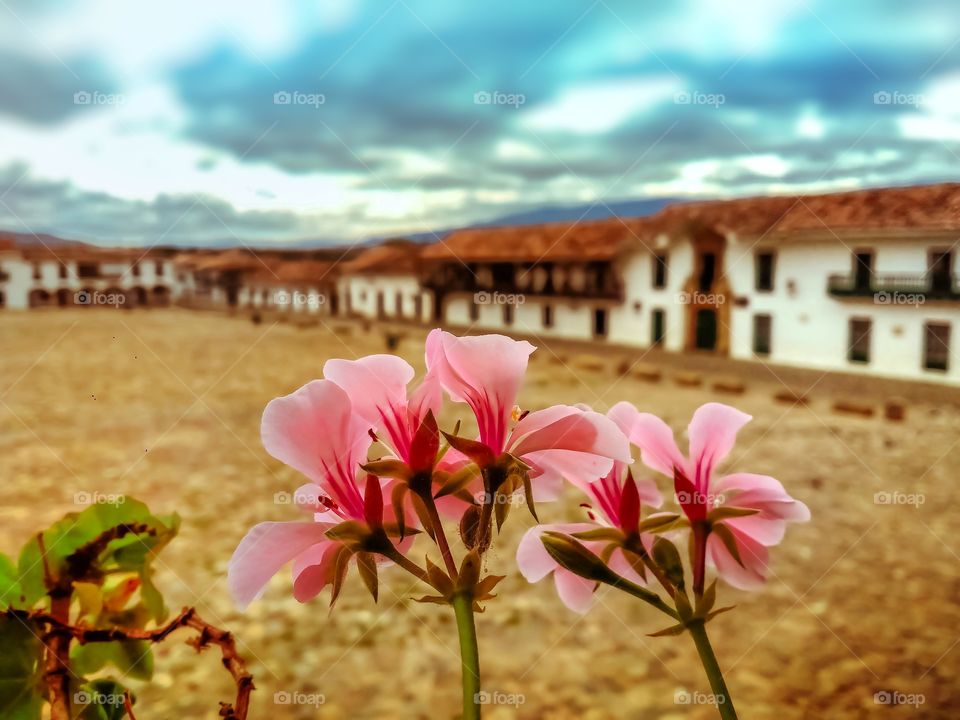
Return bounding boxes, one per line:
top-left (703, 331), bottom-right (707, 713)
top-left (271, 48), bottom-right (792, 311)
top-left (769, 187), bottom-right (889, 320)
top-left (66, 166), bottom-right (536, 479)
top-left (1, 0), bottom-right (959, 247)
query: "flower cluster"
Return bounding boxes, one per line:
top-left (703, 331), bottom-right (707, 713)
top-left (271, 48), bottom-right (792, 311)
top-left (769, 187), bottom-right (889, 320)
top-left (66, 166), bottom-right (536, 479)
top-left (228, 330), bottom-right (810, 720)
top-left (229, 329), bottom-right (630, 610)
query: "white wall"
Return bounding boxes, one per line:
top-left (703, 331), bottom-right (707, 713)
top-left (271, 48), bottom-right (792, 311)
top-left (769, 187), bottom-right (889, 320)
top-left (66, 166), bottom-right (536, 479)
top-left (346, 275), bottom-right (429, 321)
top-left (726, 237), bottom-right (960, 383)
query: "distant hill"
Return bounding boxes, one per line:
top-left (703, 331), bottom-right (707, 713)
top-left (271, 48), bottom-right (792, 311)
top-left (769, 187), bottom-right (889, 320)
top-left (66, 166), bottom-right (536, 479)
top-left (0, 231), bottom-right (90, 249)
top-left (399, 197), bottom-right (683, 243)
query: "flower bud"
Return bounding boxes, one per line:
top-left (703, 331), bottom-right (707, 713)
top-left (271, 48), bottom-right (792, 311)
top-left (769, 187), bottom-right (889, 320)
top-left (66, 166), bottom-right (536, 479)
top-left (540, 532), bottom-right (612, 583)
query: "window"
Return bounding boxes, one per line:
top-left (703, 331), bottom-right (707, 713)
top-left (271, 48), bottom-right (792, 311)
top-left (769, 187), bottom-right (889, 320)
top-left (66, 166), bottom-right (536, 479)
top-left (848, 318), bottom-right (872, 363)
top-left (753, 314), bottom-right (772, 356)
top-left (542, 304), bottom-right (554, 328)
top-left (132, 262), bottom-right (140, 277)
top-left (469, 300), bottom-right (480, 322)
top-left (32, 263), bottom-right (41, 280)
top-left (651, 309), bottom-right (665, 346)
top-left (413, 293), bottom-right (423, 320)
top-left (593, 308), bottom-right (607, 338)
top-left (924, 322), bottom-right (950, 371)
top-left (155, 260), bottom-right (164, 276)
top-left (755, 252), bottom-right (775, 292)
top-left (503, 302), bottom-right (514, 326)
top-left (58, 263), bottom-right (68, 279)
top-left (78, 263), bottom-right (98, 279)
top-left (653, 254), bottom-right (668, 289)
top-left (395, 291), bottom-right (403, 317)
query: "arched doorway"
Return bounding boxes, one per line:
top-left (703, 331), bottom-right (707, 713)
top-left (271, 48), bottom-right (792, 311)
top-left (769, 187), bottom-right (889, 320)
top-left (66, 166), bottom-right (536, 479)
top-left (56, 289), bottom-right (71, 307)
top-left (682, 225), bottom-right (731, 354)
top-left (152, 286), bottom-right (171, 307)
top-left (131, 286), bottom-right (148, 306)
top-left (29, 289), bottom-right (51, 308)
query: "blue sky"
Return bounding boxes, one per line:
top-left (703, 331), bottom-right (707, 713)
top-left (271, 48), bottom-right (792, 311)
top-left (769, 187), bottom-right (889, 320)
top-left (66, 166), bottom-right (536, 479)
top-left (0, 0), bottom-right (958, 246)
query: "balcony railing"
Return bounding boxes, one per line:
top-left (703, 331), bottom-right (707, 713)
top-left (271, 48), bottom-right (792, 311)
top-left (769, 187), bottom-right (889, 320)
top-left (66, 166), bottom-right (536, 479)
top-left (827, 273), bottom-right (960, 300)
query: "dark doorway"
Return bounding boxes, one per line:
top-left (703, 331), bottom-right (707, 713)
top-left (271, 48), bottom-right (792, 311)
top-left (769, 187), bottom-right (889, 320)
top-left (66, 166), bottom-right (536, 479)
top-left (695, 309), bottom-right (717, 350)
top-left (56, 289), bottom-right (71, 307)
top-left (376, 291), bottom-right (385, 319)
top-left (929, 251), bottom-right (952, 294)
top-left (854, 252), bottom-right (873, 291)
top-left (651, 308), bottom-right (665, 346)
top-left (132, 287), bottom-right (148, 306)
top-left (593, 308), bottom-right (608, 338)
top-left (698, 253), bottom-right (716, 292)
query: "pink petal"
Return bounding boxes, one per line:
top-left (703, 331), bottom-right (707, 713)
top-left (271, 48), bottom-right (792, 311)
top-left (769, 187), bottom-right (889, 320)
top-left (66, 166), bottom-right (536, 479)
top-left (291, 541), bottom-right (341, 603)
top-left (687, 403), bottom-right (752, 485)
top-left (228, 521), bottom-right (332, 609)
top-left (627, 411), bottom-right (688, 478)
top-left (323, 354), bottom-right (414, 426)
top-left (516, 523), bottom-right (592, 583)
top-left (426, 329), bottom-right (534, 453)
top-left (607, 546), bottom-right (645, 585)
top-left (715, 473), bottom-right (812, 523)
top-left (261, 380), bottom-right (370, 517)
top-left (707, 528), bottom-right (769, 590)
top-left (553, 569), bottom-right (596, 613)
top-left (509, 406), bottom-right (631, 462)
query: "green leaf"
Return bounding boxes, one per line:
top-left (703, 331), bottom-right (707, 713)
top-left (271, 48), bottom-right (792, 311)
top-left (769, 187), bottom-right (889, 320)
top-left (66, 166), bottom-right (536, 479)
top-left (637, 513), bottom-right (683, 534)
top-left (74, 678), bottom-right (133, 720)
top-left (570, 528), bottom-right (625, 542)
top-left (0, 615), bottom-right (44, 720)
top-left (647, 622), bottom-right (687, 637)
top-left (0, 554), bottom-right (26, 610)
top-left (138, 565), bottom-right (166, 624)
top-left (707, 506), bottom-right (759, 523)
top-left (71, 641), bottom-right (153, 681)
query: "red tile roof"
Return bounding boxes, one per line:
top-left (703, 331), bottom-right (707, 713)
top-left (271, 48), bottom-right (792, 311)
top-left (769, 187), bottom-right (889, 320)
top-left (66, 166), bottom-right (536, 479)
top-left (341, 240), bottom-right (423, 274)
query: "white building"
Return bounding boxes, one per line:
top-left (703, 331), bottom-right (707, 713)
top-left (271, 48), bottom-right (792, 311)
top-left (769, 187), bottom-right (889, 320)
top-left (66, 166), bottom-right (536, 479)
top-left (339, 240), bottom-right (431, 322)
top-left (0, 238), bottom-right (180, 310)
top-left (419, 183), bottom-right (960, 384)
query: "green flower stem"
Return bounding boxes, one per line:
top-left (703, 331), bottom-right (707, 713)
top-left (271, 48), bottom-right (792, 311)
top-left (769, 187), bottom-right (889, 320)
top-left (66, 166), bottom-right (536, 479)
top-left (421, 491), bottom-right (459, 579)
top-left (604, 572), bottom-right (681, 621)
top-left (687, 620), bottom-right (738, 720)
top-left (451, 592), bottom-right (482, 720)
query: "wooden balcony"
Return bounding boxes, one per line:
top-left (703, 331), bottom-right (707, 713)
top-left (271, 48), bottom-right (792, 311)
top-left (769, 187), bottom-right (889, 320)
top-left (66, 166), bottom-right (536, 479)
top-left (827, 273), bottom-right (960, 301)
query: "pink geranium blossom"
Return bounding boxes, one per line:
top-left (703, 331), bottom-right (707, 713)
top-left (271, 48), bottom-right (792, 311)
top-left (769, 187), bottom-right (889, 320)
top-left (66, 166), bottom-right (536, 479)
top-left (228, 380), bottom-right (405, 608)
top-left (425, 329), bottom-right (630, 498)
top-left (613, 401), bottom-right (810, 591)
top-left (324, 354), bottom-right (441, 470)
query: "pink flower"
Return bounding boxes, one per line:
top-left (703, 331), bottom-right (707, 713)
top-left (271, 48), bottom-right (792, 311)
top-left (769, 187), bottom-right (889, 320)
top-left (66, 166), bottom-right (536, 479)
top-left (613, 401), bottom-right (810, 590)
top-left (228, 380), bottom-right (404, 608)
top-left (516, 406), bottom-right (665, 613)
top-left (425, 329), bottom-right (630, 497)
top-left (324, 354), bottom-right (440, 469)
